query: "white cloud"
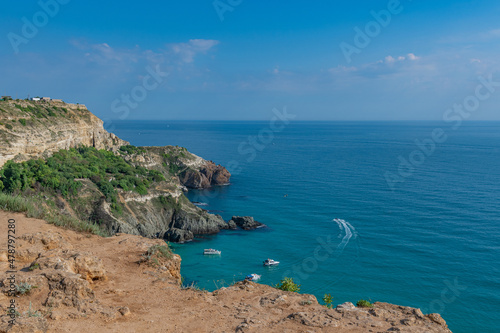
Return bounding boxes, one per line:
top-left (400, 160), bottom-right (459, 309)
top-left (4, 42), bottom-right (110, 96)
top-left (407, 53), bottom-right (420, 61)
top-left (70, 39), bottom-right (140, 66)
top-left (385, 55), bottom-right (396, 63)
top-left (330, 53), bottom-right (422, 78)
top-left (170, 39), bottom-right (219, 63)
top-left (488, 29), bottom-right (500, 38)
top-left (70, 38), bottom-right (220, 66)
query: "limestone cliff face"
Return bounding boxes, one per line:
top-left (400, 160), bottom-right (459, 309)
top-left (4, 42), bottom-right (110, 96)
top-left (0, 100), bottom-right (128, 167)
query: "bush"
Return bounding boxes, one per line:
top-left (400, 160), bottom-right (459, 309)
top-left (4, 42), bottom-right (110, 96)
top-left (29, 263), bottom-right (40, 271)
top-left (356, 300), bottom-right (373, 308)
top-left (274, 277), bottom-right (300, 293)
top-left (139, 244), bottom-right (173, 267)
top-left (323, 294), bottom-right (334, 308)
top-left (135, 184), bottom-right (148, 195)
top-left (147, 244), bottom-right (173, 259)
top-left (16, 282), bottom-right (37, 295)
top-left (5, 123), bottom-right (13, 130)
top-left (119, 145), bottom-right (145, 155)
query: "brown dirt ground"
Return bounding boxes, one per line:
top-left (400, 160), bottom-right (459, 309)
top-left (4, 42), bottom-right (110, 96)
top-left (0, 211), bottom-right (452, 333)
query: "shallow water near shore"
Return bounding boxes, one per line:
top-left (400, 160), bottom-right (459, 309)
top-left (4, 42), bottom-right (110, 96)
top-left (112, 120), bottom-right (500, 333)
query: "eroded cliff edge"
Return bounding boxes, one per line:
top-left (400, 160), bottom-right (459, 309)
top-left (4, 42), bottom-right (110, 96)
top-left (0, 212), bottom-right (453, 333)
top-left (0, 100), bottom-right (233, 242)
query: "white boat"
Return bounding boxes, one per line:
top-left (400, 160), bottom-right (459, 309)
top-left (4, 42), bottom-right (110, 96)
top-left (245, 274), bottom-right (261, 281)
top-left (263, 258), bottom-right (279, 266)
top-left (203, 248), bottom-right (221, 255)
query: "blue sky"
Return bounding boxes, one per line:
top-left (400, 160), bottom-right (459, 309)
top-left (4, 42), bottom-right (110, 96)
top-left (1, 0), bottom-right (500, 120)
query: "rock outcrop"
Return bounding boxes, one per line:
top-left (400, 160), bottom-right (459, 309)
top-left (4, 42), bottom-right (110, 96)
top-left (179, 161), bottom-right (231, 188)
top-left (90, 192), bottom-right (233, 242)
top-left (229, 216), bottom-right (265, 230)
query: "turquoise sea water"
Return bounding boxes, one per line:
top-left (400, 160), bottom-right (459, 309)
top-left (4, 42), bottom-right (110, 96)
top-left (112, 121), bottom-right (500, 333)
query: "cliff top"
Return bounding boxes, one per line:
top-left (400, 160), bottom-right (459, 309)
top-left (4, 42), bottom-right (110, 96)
top-left (0, 99), bottom-right (127, 168)
top-left (0, 99), bottom-right (95, 133)
top-left (0, 211), bottom-right (452, 333)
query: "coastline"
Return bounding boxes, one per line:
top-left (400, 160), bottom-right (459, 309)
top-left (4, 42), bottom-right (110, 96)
top-left (0, 210), bottom-right (452, 332)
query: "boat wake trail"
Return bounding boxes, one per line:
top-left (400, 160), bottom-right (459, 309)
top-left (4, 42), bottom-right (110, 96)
top-left (333, 218), bottom-right (357, 255)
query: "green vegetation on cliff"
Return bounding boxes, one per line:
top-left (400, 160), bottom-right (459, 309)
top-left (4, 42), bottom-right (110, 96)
top-left (275, 277), bottom-right (301, 293)
top-left (0, 146), bottom-right (165, 202)
top-left (0, 145), bottom-right (174, 235)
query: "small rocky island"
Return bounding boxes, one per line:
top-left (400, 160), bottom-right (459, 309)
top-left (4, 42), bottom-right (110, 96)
top-left (228, 216), bottom-right (265, 230)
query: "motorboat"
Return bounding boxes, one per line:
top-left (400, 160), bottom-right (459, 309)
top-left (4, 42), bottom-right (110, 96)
top-left (203, 248), bottom-right (221, 255)
top-left (245, 274), bottom-right (261, 281)
top-left (263, 258), bottom-right (279, 266)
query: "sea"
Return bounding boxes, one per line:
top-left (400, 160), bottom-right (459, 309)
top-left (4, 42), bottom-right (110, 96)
top-left (111, 120), bottom-right (500, 333)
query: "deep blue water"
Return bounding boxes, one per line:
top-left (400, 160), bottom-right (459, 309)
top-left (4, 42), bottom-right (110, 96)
top-left (112, 120), bottom-right (500, 333)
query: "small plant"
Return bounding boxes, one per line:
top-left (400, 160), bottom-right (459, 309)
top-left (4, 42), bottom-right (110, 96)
top-left (323, 293), bottom-right (334, 308)
top-left (356, 299), bottom-right (373, 308)
top-left (181, 281), bottom-right (204, 291)
top-left (18, 119), bottom-right (27, 126)
top-left (5, 308), bottom-right (21, 317)
top-left (16, 282), bottom-right (37, 295)
top-left (147, 244), bottom-right (173, 259)
top-left (139, 244), bottom-right (173, 267)
top-left (5, 123), bottom-right (13, 130)
top-left (29, 262), bottom-right (40, 271)
top-left (274, 277), bottom-right (300, 293)
top-left (24, 302), bottom-right (41, 318)
top-left (299, 300), bottom-right (312, 306)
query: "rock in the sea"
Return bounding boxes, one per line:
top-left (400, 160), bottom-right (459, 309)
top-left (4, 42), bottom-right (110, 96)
top-left (164, 228), bottom-right (194, 243)
top-left (229, 216), bottom-right (265, 230)
top-left (179, 161), bottom-right (231, 189)
top-left (226, 219), bottom-right (238, 229)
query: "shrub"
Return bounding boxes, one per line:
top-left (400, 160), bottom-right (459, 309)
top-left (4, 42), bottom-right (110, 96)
top-left (323, 294), bottom-right (334, 308)
top-left (5, 123), bottom-right (13, 130)
top-left (356, 300), bottom-right (373, 308)
top-left (16, 282), bottom-right (37, 295)
top-left (18, 119), bottom-right (27, 126)
top-left (135, 184), bottom-right (148, 195)
top-left (274, 277), bottom-right (300, 293)
top-left (146, 244), bottom-right (173, 260)
top-left (29, 263), bottom-right (40, 271)
top-left (119, 145), bottom-right (145, 155)
top-left (139, 244), bottom-right (173, 267)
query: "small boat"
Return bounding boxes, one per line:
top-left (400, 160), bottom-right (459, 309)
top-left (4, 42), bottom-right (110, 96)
top-left (203, 248), bottom-right (221, 255)
top-left (245, 274), bottom-right (261, 281)
top-left (263, 258), bottom-right (279, 266)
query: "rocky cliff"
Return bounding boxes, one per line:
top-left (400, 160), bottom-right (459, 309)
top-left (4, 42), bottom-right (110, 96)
top-left (0, 100), bottom-right (235, 243)
top-left (0, 100), bottom-right (127, 167)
